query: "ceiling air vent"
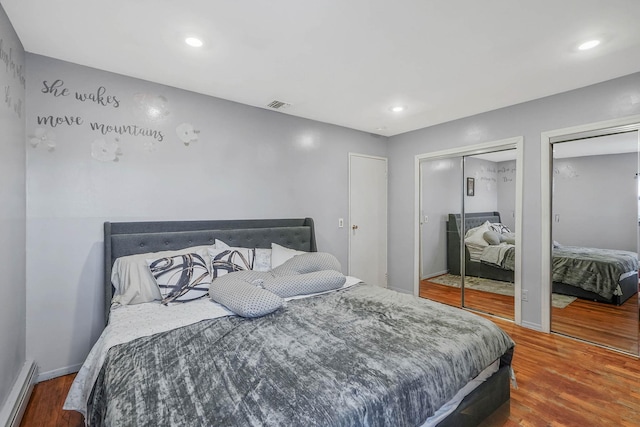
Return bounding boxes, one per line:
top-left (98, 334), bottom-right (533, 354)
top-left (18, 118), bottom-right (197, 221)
top-left (266, 100), bottom-right (291, 110)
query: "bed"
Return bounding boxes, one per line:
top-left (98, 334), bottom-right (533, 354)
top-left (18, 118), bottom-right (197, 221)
top-left (64, 217), bottom-right (515, 426)
top-left (446, 212), bottom-right (639, 305)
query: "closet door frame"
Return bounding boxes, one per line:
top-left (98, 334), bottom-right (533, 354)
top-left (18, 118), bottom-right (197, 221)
top-left (414, 136), bottom-right (524, 325)
top-left (540, 114), bottom-right (640, 333)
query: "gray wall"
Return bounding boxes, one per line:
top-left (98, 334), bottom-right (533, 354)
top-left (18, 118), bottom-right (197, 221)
top-left (464, 157), bottom-right (498, 213)
top-left (0, 3), bottom-right (26, 410)
top-left (420, 157), bottom-right (462, 278)
top-left (496, 160), bottom-right (517, 231)
top-left (553, 152), bottom-right (637, 252)
top-left (25, 54), bottom-right (387, 378)
top-left (388, 72), bottom-right (640, 330)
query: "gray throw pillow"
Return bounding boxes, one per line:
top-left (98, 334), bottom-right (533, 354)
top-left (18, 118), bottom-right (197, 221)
top-left (483, 230), bottom-right (502, 245)
top-left (501, 232), bottom-right (516, 245)
top-left (210, 275), bottom-right (283, 318)
top-left (263, 270), bottom-right (346, 298)
top-left (271, 252), bottom-right (342, 276)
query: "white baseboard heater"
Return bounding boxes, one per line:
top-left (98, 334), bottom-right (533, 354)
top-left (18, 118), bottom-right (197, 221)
top-left (1, 360), bottom-right (37, 427)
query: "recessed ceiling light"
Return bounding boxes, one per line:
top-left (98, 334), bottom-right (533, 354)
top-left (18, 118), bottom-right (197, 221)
top-left (390, 105), bottom-right (406, 113)
top-left (578, 39), bottom-right (600, 51)
top-left (185, 37), bottom-right (203, 47)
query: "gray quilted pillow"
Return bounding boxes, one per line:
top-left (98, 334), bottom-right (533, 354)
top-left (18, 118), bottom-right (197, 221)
top-left (263, 270), bottom-right (346, 298)
top-left (271, 252), bottom-right (342, 276)
top-left (210, 275), bottom-right (283, 318)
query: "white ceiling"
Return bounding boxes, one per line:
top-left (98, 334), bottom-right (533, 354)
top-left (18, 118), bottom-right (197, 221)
top-left (3, 0), bottom-right (640, 136)
top-left (553, 131), bottom-right (639, 159)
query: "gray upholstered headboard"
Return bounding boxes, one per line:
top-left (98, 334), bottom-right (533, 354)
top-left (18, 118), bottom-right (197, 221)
top-left (446, 212), bottom-right (502, 276)
top-left (104, 218), bottom-right (317, 324)
top-left (448, 211), bottom-right (502, 236)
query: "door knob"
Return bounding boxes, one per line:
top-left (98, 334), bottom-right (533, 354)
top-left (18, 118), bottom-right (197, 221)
top-left (352, 225), bottom-right (359, 230)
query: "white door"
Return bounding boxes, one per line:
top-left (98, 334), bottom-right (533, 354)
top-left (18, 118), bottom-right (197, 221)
top-left (349, 153), bottom-right (388, 287)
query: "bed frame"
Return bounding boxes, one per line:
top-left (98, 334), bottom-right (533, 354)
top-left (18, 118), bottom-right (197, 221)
top-left (103, 217), bottom-right (511, 427)
top-left (446, 212), bottom-right (638, 305)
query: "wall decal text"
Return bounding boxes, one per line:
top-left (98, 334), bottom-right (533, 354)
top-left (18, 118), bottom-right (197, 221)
top-left (1, 37), bottom-right (25, 118)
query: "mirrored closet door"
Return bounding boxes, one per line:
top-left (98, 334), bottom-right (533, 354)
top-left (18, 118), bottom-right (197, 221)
top-left (419, 157), bottom-right (463, 307)
top-left (550, 131), bottom-right (639, 354)
top-left (419, 149), bottom-right (518, 321)
top-left (462, 152), bottom-right (516, 320)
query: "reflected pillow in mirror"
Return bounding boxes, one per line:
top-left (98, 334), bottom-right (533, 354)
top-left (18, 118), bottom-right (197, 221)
top-left (483, 230), bottom-right (502, 245)
top-left (489, 223), bottom-right (511, 234)
top-left (501, 232), bottom-right (516, 245)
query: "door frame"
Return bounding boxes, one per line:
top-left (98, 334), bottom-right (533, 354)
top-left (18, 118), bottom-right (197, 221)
top-left (414, 136), bottom-right (524, 325)
top-left (348, 152), bottom-right (388, 284)
top-left (540, 114), bottom-right (640, 333)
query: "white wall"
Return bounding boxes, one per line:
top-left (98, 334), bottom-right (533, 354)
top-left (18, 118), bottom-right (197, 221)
top-left (388, 72), bottom-right (640, 330)
top-left (0, 3), bottom-right (26, 409)
top-left (25, 54), bottom-right (388, 379)
top-left (553, 152), bottom-right (637, 252)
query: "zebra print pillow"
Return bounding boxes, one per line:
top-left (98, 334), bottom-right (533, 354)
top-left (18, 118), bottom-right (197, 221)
top-left (147, 252), bottom-right (211, 304)
top-left (207, 247), bottom-right (256, 278)
top-left (489, 222), bottom-right (511, 234)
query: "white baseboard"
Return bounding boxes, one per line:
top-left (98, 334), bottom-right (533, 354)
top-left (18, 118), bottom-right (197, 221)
top-left (37, 363), bottom-right (82, 383)
top-left (388, 285), bottom-right (412, 295)
top-left (520, 320), bottom-right (543, 332)
top-left (421, 269), bottom-right (448, 280)
top-left (0, 360), bottom-right (37, 427)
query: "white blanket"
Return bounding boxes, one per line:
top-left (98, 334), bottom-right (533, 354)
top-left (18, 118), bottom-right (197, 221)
top-left (480, 243), bottom-right (514, 267)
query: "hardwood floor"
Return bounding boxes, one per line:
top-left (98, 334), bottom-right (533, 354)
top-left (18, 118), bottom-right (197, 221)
top-left (421, 277), bottom-right (640, 354)
top-left (552, 294), bottom-right (639, 354)
top-left (20, 374), bottom-right (83, 427)
top-left (420, 279), bottom-right (515, 320)
top-left (19, 314), bottom-right (640, 427)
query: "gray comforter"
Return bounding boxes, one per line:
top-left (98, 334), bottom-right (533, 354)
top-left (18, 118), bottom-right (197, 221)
top-left (88, 284), bottom-right (514, 427)
top-left (552, 246), bottom-right (638, 299)
top-left (482, 244), bottom-right (637, 300)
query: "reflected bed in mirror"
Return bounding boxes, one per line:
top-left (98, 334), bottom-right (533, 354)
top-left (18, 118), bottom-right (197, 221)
top-left (446, 211), bottom-right (639, 306)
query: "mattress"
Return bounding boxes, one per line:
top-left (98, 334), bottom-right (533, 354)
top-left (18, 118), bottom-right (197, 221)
top-left (65, 279), bottom-right (514, 426)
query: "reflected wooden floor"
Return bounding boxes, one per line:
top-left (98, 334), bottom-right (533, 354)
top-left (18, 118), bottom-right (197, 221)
top-left (419, 278), bottom-right (514, 320)
top-left (552, 292), bottom-right (639, 354)
top-left (420, 277), bottom-right (639, 354)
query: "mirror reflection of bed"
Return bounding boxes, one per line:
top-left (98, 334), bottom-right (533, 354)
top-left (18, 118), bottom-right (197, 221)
top-left (422, 207), bottom-right (639, 352)
top-left (442, 211), bottom-right (639, 352)
top-left (550, 132), bottom-right (640, 354)
top-left (419, 149), bottom-right (518, 321)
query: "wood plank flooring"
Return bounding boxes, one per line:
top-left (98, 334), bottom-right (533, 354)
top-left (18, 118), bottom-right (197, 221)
top-left (420, 277), bottom-right (639, 354)
top-left (20, 373), bottom-right (83, 427)
top-left (19, 313), bottom-right (640, 427)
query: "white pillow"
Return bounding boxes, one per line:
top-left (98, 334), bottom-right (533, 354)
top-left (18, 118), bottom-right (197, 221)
top-left (464, 221), bottom-right (491, 261)
top-left (271, 243), bottom-right (306, 268)
top-left (111, 245), bottom-right (211, 306)
top-left (215, 239), bottom-right (272, 272)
